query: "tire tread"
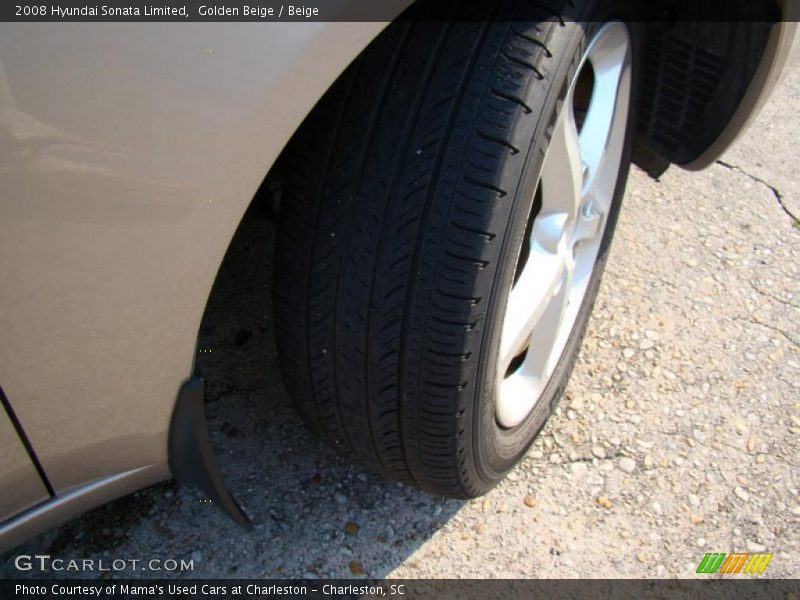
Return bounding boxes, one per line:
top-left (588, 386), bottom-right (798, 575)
top-left (274, 0), bottom-right (577, 496)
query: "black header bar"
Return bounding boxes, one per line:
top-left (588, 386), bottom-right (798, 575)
top-left (0, 0), bottom-right (792, 22)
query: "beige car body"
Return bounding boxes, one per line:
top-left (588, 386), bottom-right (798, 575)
top-left (0, 11), bottom-right (795, 550)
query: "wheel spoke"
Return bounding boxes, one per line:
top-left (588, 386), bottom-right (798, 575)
top-left (578, 32), bottom-right (630, 214)
top-left (499, 242), bottom-right (568, 374)
top-left (523, 252), bottom-right (575, 381)
top-left (540, 98), bottom-right (584, 221)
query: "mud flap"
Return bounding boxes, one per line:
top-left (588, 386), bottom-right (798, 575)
top-left (168, 377), bottom-right (252, 529)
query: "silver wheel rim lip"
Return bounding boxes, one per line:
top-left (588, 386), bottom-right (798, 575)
top-left (496, 21), bottom-right (633, 429)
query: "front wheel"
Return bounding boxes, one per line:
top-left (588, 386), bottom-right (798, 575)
top-left (274, 0), bottom-right (640, 498)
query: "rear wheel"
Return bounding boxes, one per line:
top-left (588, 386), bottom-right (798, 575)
top-left (274, 0), bottom-right (639, 497)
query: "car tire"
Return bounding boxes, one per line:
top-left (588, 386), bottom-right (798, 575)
top-left (274, 0), bottom-right (641, 497)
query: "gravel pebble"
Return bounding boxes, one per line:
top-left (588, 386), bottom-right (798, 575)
top-left (617, 457), bottom-right (636, 474)
top-left (596, 496), bottom-right (612, 509)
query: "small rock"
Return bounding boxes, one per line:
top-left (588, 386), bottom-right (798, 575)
top-left (696, 538), bottom-right (706, 548)
top-left (474, 523), bottom-right (486, 534)
top-left (618, 457), bottom-right (636, 473)
top-left (348, 561), bottom-right (365, 576)
top-left (636, 553), bottom-right (648, 563)
top-left (690, 514), bottom-right (704, 525)
top-left (592, 446), bottom-right (606, 459)
top-left (650, 501), bottom-right (663, 514)
top-left (746, 541), bottom-right (767, 553)
top-left (523, 495), bottom-right (536, 508)
top-left (596, 496), bottom-right (612, 509)
top-left (344, 521), bottom-right (359, 535)
top-left (334, 492), bottom-right (348, 505)
top-left (734, 486), bottom-right (750, 502)
top-left (570, 462), bottom-right (588, 477)
top-left (688, 494), bottom-right (700, 508)
top-left (587, 474), bottom-right (605, 487)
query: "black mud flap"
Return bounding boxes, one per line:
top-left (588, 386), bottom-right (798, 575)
top-left (168, 377), bottom-right (252, 529)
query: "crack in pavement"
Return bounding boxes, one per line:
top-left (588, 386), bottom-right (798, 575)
top-left (716, 160), bottom-right (800, 223)
top-left (733, 315), bottom-right (800, 349)
top-left (748, 280), bottom-right (800, 311)
top-left (562, 451), bottom-right (625, 465)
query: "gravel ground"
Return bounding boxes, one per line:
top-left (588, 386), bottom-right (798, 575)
top-left (2, 49), bottom-right (799, 581)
